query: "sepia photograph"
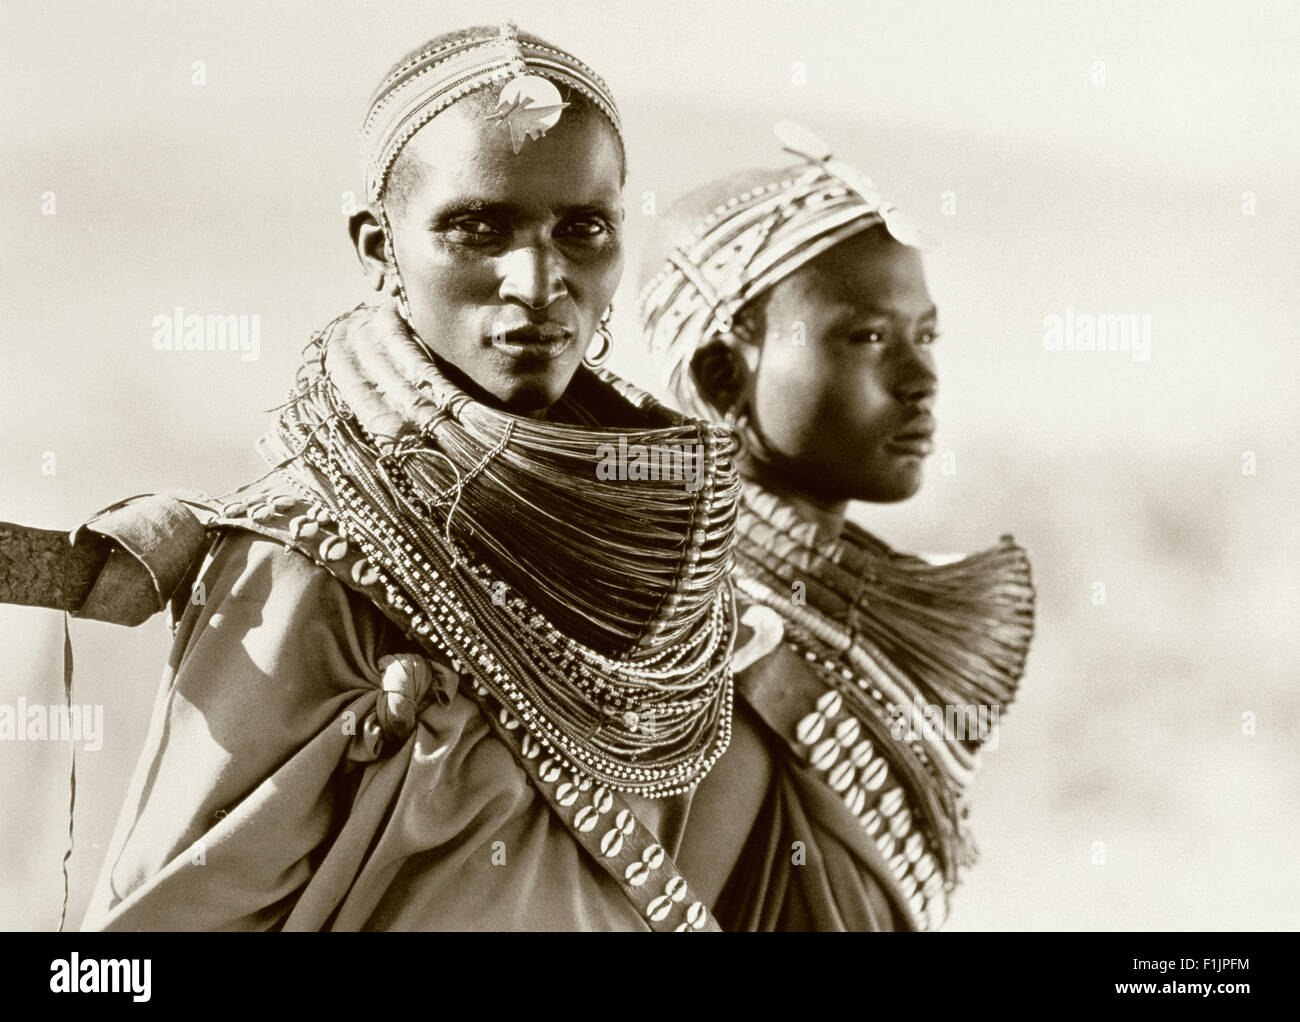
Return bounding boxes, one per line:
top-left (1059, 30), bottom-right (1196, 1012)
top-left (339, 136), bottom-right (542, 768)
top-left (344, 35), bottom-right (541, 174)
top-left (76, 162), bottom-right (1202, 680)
top-left (0, 0), bottom-right (1294, 966)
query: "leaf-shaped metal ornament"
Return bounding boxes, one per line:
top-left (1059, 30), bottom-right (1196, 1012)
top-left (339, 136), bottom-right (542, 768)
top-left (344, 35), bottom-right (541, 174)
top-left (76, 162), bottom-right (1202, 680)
top-left (825, 159), bottom-right (881, 207)
top-left (774, 120), bottom-right (833, 163)
top-left (487, 75), bottom-right (570, 154)
top-left (879, 203), bottom-right (927, 249)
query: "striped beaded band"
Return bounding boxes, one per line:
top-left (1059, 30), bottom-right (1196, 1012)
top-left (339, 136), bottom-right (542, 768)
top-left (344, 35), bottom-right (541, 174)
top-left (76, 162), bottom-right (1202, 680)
top-left (637, 122), bottom-right (921, 421)
top-left (360, 24), bottom-right (623, 204)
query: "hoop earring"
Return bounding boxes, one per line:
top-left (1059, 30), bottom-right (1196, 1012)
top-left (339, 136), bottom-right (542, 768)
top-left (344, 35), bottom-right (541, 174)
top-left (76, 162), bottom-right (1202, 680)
top-left (583, 305), bottom-right (613, 368)
top-left (387, 272), bottom-right (412, 321)
top-left (724, 405), bottom-right (750, 459)
top-left (730, 402), bottom-right (796, 479)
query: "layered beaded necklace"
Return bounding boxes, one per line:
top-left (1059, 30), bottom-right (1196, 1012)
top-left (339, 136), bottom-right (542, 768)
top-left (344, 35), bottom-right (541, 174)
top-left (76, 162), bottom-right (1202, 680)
top-left (261, 302), bottom-right (740, 798)
top-left (732, 484), bottom-right (1035, 881)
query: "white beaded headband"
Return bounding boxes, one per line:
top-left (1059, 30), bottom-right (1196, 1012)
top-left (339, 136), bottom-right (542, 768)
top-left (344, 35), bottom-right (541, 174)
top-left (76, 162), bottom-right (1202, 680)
top-left (360, 21), bottom-right (623, 205)
top-left (638, 122), bottom-right (922, 420)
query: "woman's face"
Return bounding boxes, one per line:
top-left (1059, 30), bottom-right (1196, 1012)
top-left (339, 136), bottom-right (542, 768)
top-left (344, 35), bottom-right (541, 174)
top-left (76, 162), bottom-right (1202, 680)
top-left (384, 96), bottom-right (624, 414)
top-left (750, 228), bottom-right (940, 503)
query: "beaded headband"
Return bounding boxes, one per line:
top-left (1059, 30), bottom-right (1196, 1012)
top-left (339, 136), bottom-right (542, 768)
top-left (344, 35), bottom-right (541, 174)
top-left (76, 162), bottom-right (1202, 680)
top-left (360, 21), bottom-right (623, 205)
top-left (637, 122), bottom-right (922, 419)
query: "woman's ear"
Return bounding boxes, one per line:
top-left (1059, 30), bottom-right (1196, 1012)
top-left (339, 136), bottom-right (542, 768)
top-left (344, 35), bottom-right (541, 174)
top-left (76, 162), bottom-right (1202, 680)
top-left (349, 206), bottom-right (391, 292)
top-left (690, 335), bottom-right (756, 418)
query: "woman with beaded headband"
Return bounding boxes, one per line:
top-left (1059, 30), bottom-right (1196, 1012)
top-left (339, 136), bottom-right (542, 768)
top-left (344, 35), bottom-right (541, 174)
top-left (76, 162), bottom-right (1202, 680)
top-left (638, 123), bottom-right (1036, 930)
top-left (0, 23), bottom-right (761, 932)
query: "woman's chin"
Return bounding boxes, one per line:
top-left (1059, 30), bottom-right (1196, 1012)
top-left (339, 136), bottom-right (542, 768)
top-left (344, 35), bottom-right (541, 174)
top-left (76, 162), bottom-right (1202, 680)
top-left (855, 461), bottom-right (925, 503)
top-left (492, 372), bottom-right (574, 416)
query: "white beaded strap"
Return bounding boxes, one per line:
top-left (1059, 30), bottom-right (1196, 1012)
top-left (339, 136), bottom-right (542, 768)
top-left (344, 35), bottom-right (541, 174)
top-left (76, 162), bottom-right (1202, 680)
top-left (472, 680), bottom-right (721, 933)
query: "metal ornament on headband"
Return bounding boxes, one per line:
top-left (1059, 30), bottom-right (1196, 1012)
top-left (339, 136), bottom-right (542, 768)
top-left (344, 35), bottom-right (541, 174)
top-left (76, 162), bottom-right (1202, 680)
top-left (486, 21), bottom-right (571, 154)
top-left (772, 121), bottom-right (922, 250)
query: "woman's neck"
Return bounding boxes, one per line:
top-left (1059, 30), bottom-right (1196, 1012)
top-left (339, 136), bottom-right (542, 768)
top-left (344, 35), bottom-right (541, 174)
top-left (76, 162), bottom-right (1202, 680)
top-left (738, 453), bottom-right (847, 545)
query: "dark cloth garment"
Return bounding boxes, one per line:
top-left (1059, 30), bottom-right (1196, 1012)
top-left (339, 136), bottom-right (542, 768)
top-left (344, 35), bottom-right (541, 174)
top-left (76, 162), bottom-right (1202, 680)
top-left (709, 657), bottom-right (909, 932)
top-left (714, 742), bottom-right (906, 931)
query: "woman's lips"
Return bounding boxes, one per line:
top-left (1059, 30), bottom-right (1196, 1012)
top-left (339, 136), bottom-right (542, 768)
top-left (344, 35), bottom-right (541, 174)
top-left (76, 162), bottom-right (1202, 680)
top-left (883, 436), bottom-right (936, 457)
top-left (884, 417), bottom-right (937, 457)
top-left (489, 323), bottom-right (574, 362)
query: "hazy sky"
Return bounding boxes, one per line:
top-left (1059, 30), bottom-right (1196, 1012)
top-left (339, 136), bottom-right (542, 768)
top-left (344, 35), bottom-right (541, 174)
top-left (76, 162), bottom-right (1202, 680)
top-left (4, 0), bottom-right (1296, 179)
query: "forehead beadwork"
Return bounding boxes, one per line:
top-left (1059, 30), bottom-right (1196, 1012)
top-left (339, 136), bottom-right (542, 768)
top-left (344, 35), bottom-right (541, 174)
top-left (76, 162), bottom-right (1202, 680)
top-left (359, 22), bottom-right (622, 206)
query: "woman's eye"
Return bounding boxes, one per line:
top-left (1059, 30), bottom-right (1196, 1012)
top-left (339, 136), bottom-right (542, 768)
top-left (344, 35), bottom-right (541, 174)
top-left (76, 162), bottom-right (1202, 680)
top-left (918, 330), bottom-right (941, 345)
top-left (851, 329), bottom-right (886, 345)
top-left (559, 217), bottom-right (609, 239)
top-left (448, 219), bottom-right (501, 239)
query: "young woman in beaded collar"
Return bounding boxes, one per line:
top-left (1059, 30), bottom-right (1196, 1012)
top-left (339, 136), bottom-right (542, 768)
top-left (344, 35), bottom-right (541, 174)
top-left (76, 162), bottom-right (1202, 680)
top-left (638, 124), bottom-right (1035, 930)
top-left (0, 24), bottom-right (785, 932)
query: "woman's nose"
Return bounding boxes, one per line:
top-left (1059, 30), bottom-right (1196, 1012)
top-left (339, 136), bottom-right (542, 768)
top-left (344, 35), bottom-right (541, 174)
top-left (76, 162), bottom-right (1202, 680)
top-left (890, 347), bottom-right (938, 407)
top-left (497, 244), bottom-right (567, 310)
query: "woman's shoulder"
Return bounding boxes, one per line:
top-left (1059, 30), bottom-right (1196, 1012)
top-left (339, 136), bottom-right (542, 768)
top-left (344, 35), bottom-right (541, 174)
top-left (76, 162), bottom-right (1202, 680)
top-left (168, 515), bottom-right (425, 696)
top-left (189, 479), bottom-right (412, 640)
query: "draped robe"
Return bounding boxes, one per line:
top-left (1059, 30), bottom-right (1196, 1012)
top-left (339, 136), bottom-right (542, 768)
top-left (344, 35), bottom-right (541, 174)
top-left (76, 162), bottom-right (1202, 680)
top-left (79, 522), bottom-right (910, 930)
